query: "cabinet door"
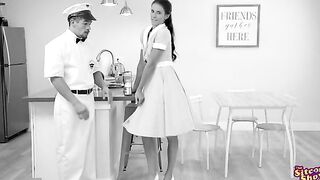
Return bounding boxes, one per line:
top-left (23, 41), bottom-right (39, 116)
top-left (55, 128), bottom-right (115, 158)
top-left (31, 102), bottom-right (59, 180)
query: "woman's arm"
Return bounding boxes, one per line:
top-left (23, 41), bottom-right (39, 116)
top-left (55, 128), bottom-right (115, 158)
top-left (132, 50), bottom-right (146, 93)
top-left (135, 49), bottom-right (163, 104)
top-left (137, 49), bottom-right (163, 92)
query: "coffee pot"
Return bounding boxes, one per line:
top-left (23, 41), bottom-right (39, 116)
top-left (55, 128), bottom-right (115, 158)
top-left (113, 58), bottom-right (125, 76)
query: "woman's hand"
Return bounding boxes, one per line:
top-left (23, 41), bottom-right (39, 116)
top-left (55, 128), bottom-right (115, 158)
top-left (132, 87), bottom-right (137, 94)
top-left (135, 90), bottom-right (145, 105)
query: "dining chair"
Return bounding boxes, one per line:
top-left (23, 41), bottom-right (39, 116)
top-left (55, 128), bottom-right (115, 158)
top-left (180, 95), bottom-right (223, 170)
top-left (256, 121), bottom-right (286, 167)
top-left (256, 94), bottom-right (296, 168)
top-left (226, 89), bottom-right (262, 158)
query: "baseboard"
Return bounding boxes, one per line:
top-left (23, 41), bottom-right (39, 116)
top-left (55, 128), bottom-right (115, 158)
top-left (291, 122), bottom-right (320, 131)
top-left (203, 121), bottom-right (320, 131)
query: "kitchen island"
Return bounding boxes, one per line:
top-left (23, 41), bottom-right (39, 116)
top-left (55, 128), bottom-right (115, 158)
top-left (25, 88), bottom-right (134, 180)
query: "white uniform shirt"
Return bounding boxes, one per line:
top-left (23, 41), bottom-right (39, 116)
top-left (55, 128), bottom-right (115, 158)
top-left (44, 29), bottom-right (102, 90)
top-left (141, 24), bottom-right (172, 62)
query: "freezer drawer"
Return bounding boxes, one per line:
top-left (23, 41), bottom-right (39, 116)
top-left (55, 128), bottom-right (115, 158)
top-left (3, 64), bottom-right (29, 138)
top-left (0, 66), bottom-right (5, 140)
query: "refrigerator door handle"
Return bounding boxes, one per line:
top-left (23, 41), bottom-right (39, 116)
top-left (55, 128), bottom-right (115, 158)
top-left (3, 67), bottom-right (11, 106)
top-left (2, 27), bottom-right (11, 103)
top-left (2, 27), bottom-right (11, 65)
top-left (6, 67), bottom-right (11, 104)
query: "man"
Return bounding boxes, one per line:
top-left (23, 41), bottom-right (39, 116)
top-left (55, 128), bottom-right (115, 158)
top-left (44, 3), bottom-right (108, 180)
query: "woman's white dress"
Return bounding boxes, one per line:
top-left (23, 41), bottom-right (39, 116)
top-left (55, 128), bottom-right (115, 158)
top-left (123, 24), bottom-right (194, 137)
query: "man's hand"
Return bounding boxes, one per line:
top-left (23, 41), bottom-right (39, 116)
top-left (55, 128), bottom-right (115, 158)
top-left (74, 102), bottom-right (89, 120)
top-left (50, 77), bottom-right (90, 120)
top-left (93, 71), bottom-right (113, 103)
top-left (101, 84), bottom-right (113, 103)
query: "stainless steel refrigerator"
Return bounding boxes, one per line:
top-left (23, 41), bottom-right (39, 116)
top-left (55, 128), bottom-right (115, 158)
top-left (0, 26), bottom-right (29, 142)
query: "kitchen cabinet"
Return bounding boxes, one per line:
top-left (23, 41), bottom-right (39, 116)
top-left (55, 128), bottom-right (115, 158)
top-left (25, 88), bottom-right (134, 180)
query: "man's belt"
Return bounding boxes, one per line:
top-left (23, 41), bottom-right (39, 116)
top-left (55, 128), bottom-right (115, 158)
top-left (71, 88), bottom-right (93, 94)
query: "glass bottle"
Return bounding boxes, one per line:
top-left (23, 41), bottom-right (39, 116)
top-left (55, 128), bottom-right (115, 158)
top-left (114, 58), bottom-right (125, 84)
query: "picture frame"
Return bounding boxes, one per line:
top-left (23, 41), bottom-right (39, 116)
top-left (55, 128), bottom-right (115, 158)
top-left (216, 4), bottom-right (260, 47)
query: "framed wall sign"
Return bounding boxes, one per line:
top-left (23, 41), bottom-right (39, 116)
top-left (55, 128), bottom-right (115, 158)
top-left (216, 4), bottom-right (260, 47)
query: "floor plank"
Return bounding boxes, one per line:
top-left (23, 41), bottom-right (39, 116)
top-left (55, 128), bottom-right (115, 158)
top-left (0, 131), bottom-right (319, 180)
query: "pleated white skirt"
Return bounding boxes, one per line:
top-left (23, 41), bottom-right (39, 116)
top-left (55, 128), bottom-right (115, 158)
top-left (123, 61), bottom-right (194, 137)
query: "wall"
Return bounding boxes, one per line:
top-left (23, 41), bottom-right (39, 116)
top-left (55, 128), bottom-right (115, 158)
top-left (3, 0), bottom-right (320, 129)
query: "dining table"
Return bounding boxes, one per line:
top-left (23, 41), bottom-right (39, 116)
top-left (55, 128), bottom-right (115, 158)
top-left (212, 91), bottom-right (296, 178)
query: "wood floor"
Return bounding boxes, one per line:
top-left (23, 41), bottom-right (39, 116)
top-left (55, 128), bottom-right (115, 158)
top-left (0, 132), bottom-right (33, 180)
top-left (0, 131), bottom-right (319, 180)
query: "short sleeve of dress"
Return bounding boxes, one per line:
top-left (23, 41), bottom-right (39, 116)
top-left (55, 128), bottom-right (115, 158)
top-left (153, 28), bottom-right (170, 50)
top-left (44, 42), bottom-right (64, 78)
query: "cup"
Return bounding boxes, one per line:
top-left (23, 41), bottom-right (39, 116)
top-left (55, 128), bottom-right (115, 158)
top-left (123, 71), bottom-right (132, 96)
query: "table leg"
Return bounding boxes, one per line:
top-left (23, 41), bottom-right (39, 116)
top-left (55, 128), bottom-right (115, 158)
top-left (282, 109), bottom-right (294, 178)
top-left (288, 107), bottom-right (296, 168)
top-left (216, 107), bottom-right (222, 126)
top-left (264, 109), bottom-right (270, 152)
top-left (180, 135), bottom-right (184, 164)
top-left (30, 103), bottom-right (36, 178)
top-left (224, 109), bottom-right (232, 178)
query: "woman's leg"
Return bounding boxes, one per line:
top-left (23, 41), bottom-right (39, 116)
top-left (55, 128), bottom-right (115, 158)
top-left (164, 136), bottom-right (178, 180)
top-left (142, 136), bottom-right (158, 179)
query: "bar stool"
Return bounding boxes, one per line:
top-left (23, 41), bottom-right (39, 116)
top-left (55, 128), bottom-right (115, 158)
top-left (124, 135), bottom-right (163, 171)
top-left (119, 103), bottom-right (163, 172)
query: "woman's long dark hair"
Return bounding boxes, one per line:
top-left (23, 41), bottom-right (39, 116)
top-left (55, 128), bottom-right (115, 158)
top-left (152, 0), bottom-right (177, 61)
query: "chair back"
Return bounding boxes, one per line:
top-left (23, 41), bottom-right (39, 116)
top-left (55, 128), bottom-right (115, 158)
top-left (283, 94), bottom-right (298, 107)
top-left (227, 89), bottom-right (256, 116)
top-left (189, 95), bottom-right (204, 125)
top-left (282, 94), bottom-right (298, 122)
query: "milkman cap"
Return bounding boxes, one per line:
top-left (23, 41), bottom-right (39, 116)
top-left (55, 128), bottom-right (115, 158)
top-left (63, 3), bottom-right (96, 21)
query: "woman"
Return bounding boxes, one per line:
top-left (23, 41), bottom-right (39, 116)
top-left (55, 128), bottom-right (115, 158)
top-left (123, 0), bottom-right (194, 179)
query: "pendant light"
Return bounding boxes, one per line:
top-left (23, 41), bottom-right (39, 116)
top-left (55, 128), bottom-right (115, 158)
top-left (120, 0), bottom-right (133, 16)
top-left (101, 0), bottom-right (117, 6)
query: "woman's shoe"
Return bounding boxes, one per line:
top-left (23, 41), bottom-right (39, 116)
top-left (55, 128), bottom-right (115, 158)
top-left (154, 174), bottom-right (159, 180)
top-left (163, 175), bottom-right (175, 180)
